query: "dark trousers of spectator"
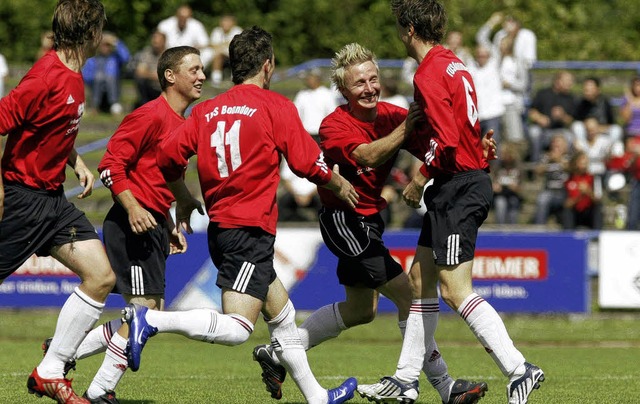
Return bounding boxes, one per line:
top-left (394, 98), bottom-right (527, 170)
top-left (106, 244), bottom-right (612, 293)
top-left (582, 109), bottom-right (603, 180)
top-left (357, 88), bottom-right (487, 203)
top-left (562, 204), bottom-right (602, 230)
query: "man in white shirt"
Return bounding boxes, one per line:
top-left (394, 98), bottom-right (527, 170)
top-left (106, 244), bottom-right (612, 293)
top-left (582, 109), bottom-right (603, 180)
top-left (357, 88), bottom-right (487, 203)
top-left (157, 5), bottom-right (211, 66)
top-left (294, 68), bottom-right (338, 140)
top-left (209, 15), bottom-right (242, 86)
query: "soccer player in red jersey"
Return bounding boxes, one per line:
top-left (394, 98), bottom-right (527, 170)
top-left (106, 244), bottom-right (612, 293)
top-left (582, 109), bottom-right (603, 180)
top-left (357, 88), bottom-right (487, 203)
top-left (360, 2), bottom-right (545, 404)
top-left (50, 46), bottom-right (205, 403)
top-left (122, 27), bottom-right (359, 404)
top-left (252, 42), bottom-right (489, 404)
top-left (0, 1), bottom-right (112, 403)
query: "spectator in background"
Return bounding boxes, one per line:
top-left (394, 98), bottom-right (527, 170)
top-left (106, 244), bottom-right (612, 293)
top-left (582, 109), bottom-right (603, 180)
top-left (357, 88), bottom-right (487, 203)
top-left (132, 30), bottom-right (166, 108)
top-left (157, 4), bottom-right (211, 67)
top-left (36, 30), bottom-right (54, 60)
top-left (209, 14), bottom-right (242, 87)
top-left (468, 44), bottom-right (504, 144)
top-left (527, 70), bottom-right (577, 162)
top-left (293, 68), bottom-right (338, 141)
top-left (574, 117), bottom-right (619, 197)
top-left (572, 76), bottom-right (623, 144)
top-left (499, 35), bottom-right (529, 158)
top-left (485, 12), bottom-right (537, 71)
top-left (444, 30), bottom-right (473, 66)
top-left (492, 142), bottom-right (523, 225)
top-left (279, 68), bottom-right (338, 221)
top-left (607, 136), bottom-right (640, 230)
top-left (0, 52), bottom-right (7, 97)
top-left (533, 133), bottom-right (571, 226)
top-left (380, 75), bottom-right (409, 109)
top-left (563, 151), bottom-right (602, 229)
top-left (620, 75), bottom-right (640, 138)
top-left (83, 32), bottom-right (130, 115)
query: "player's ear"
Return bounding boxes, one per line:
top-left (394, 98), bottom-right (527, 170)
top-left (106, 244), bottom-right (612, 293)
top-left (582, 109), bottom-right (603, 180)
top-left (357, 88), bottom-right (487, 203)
top-left (164, 68), bottom-right (176, 85)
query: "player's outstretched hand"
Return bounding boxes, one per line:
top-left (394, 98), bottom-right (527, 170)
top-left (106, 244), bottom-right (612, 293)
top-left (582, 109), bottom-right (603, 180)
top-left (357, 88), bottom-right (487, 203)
top-left (169, 227), bottom-right (187, 255)
top-left (483, 129), bottom-right (497, 161)
top-left (175, 196), bottom-right (205, 234)
top-left (74, 160), bottom-right (95, 199)
top-left (402, 171), bottom-right (428, 209)
top-left (325, 165), bottom-right (359, 210)
top-left (128, 205), bottom-right (158, 235)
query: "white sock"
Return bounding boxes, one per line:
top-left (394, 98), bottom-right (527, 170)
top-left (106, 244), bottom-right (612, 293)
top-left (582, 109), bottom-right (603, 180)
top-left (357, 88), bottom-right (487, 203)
top-left (75, 319), bottom-right (121, 360)
top-left (298, 303), bottom-right (347, 350)
top-left (268, 300), bottom-right (327, 404)
top-left (85, 332), bottom-right (128, 398)
top-left (394, 299), bottom-right (439, 384)
top-left (398, 319), bottom-right (454, 401)
top-left (38, 287), bottom-right (104, 378)
top-left (458, 293), bottom-right (525, 377)
top-left (145, 309), bottom-right (252, 345)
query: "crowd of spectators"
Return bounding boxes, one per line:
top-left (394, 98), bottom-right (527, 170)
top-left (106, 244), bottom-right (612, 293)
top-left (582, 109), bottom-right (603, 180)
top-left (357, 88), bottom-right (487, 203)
top-left (1, 5), bottom-right (639, 230)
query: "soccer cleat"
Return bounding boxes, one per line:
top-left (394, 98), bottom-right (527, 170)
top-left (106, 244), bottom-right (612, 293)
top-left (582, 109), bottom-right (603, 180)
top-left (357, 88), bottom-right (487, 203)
top-left (82, 390), bottom-right (120, 404)
top-left (445, 379), bottom-right (488, 404)
top-left (122, 303), bottom-right (158, 372)
top-left (42, 337), bottom-right (77, 377)
top-left (507, 362), bottom-right (545, 404)
top-left (357, 376), bottom-right (419, 404)
top-left (252, 344), bottom-right (287, 399)
top-left (327, 377), bottom-right (357, 404)
top-left (27, 367), bottom-right (89, 403)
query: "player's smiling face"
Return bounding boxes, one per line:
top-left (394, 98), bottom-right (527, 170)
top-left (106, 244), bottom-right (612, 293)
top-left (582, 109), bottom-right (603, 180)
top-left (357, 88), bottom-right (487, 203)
top-left (342, 61), bottom-right (380, 115)
top-left (175, 53), bottom-right (206, 101)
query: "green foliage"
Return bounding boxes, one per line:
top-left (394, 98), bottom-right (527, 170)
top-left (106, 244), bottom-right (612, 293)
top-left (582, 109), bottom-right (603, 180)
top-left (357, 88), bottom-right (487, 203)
top-left (1, 0), bottom-right (640, 64)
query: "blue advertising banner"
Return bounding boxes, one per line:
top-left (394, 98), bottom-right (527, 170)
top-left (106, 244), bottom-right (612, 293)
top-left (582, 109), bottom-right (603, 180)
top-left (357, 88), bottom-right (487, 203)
top-left (289, 231), bottom-right (593, 314)
top-left (0, 230), bottom-right (592, 313)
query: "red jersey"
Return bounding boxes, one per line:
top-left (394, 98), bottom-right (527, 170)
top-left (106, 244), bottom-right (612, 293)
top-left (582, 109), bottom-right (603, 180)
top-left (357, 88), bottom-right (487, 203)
top-left (565, 173), bottom-right (595, 212)
top-left (411, 45), bottom-right (488, 179)
top-left (0, 50), bottom-right (86, 190)
top-left (157, 84), bottom-right (332, 235)
top-left (319, 102), bottom-right (406, 215)
top-left (98, 96), bottom-right (184, 217)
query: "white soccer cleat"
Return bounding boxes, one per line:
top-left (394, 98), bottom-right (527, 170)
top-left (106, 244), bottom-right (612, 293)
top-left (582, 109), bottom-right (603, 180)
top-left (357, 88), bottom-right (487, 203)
top-left (357, 376), bottom-right (419, 404)
top-left (507, 362), bottom-right (545, 404)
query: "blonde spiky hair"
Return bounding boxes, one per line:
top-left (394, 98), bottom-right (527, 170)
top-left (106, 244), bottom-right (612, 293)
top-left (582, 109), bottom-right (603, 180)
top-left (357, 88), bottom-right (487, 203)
top-left (331, 43), bottom-right (378, 92)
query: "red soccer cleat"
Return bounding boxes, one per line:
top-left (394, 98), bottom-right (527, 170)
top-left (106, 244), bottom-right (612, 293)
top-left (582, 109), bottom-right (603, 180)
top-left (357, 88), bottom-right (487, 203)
top-left (27, 368), bottom-right (89, 403)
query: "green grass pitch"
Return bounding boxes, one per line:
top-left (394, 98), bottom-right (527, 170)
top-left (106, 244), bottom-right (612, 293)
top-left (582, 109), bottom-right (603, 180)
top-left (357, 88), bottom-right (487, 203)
top-left (1, 309), bottom-right (639, 403)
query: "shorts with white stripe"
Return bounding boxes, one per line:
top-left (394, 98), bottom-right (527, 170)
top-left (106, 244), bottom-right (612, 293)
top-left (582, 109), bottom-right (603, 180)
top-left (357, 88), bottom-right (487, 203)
top-left (319, 208), bottom-right (403, 289)
top-left (418, 170), bottom-right (492, 266)
top-left (208, 224), bottom-right (277, 301)
top-left (103, 203), bottom-right (169, 296)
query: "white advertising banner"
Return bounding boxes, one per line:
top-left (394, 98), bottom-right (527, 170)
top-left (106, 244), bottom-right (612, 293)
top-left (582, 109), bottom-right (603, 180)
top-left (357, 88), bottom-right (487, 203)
top-left (598, 231), bottom-right (640, 308)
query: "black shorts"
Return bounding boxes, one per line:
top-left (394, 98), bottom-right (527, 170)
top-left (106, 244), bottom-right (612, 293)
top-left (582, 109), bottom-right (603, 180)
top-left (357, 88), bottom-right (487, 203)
top-left (318, 207), bottom-right (404, 288)
top-left (0, 182), bottom-right (99, 281)
top-left (418, 170), bottom-right (492, 266)
top-left (208, 224), bottom-right (277, 301)
top-left (103, 203), bottom-right (170, 296)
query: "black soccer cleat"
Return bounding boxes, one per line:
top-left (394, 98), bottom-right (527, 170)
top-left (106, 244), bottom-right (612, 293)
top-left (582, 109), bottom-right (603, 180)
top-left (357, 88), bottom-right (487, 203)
top-left (253, 344), bottom-right (287, 400)
top-left (445, 378), bottom-right (488, 404)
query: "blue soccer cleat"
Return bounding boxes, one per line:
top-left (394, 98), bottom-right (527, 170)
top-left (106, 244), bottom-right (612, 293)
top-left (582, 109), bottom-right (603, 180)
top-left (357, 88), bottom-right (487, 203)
top-left (122, 304), bottom-right (158, 372)
top-left (327, 377), bottom-right (357, 404)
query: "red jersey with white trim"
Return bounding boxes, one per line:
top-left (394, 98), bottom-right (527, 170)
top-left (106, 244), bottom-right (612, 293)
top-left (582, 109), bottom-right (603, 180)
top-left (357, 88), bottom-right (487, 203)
top-left (411, 45), bottom-right (488, 179)
top-left (98, 96), bottom-right (184, 217)
top-left (157, 84), bottom-right (332, 235)
top-left (0, 50), bottom-right (86, 190)
top-left (318, 102), bottom-right (406, 215)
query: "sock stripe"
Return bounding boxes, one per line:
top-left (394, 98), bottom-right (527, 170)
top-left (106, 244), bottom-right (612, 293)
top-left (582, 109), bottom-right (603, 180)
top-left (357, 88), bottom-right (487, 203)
top-left (230, 314), bottom-right (254, 334)
top-left (409, 303), bottom-right (439, 314)
top-left (460, 295), bottom-right (485, 320)
top-left (107, 340), bottom-right (127, 362)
